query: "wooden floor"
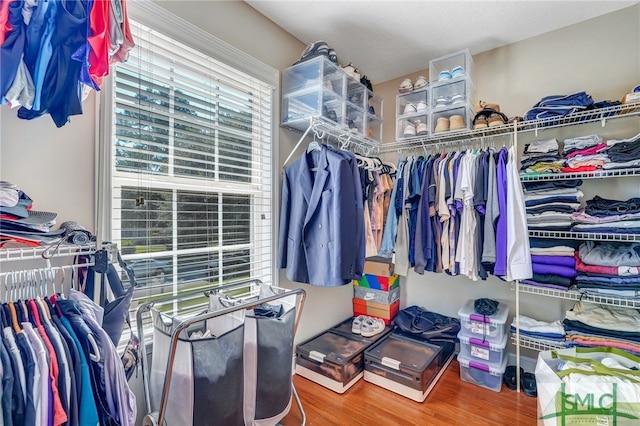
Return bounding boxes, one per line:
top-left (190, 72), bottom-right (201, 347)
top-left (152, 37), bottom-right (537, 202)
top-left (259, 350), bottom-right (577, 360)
top-left (280, 360), bottom-right (538, 426)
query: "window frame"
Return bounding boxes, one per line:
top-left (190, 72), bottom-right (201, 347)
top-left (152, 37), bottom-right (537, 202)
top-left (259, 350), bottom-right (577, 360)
top-left (96, 1), bottom-right (280, 321)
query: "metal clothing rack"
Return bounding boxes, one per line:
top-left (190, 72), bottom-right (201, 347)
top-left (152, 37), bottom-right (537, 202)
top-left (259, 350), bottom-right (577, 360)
top-left (136, 279), bottom-right (307, 426)
top-left (282, 116), bottom-right (381, 168)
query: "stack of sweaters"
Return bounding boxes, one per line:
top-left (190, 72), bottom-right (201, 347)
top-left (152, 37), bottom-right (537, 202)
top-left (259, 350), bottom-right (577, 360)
top-left (522, 238), bottom-right (578, 291)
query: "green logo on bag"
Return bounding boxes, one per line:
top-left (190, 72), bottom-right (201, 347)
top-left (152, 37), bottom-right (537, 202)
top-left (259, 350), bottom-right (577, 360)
top-left (540, 383), bottom-right (640, 425)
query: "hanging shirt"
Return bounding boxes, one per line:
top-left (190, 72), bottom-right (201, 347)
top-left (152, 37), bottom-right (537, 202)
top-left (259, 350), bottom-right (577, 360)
top-left (21, 322), bottom-right (47, 426)
top-left (3, 327), bottom-right (26, 425)
top-left (379, 159), bottom-right (406, 258)
top-left (493, 148), bottom-right (509, 276)
top-left (0, 0), bottom-right (24, 103)
top-left (0, 0), bottom-right (17, 46)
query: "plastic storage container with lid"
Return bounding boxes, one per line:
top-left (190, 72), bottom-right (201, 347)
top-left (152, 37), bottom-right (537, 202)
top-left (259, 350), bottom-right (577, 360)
top-left (457, 330), bottom-right (508, 365)
top-left (363, 333), bottom-right (455, 402)
top-left (457, 352), bottom-right (508, 392)
top-left (457, 299), bottom-right (509, 345)
top-left (295, 317), bottom-right (392, 394)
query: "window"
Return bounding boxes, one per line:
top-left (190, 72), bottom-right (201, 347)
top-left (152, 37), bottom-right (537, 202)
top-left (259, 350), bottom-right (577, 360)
top-left (102, 15), bottom-right (276, 322)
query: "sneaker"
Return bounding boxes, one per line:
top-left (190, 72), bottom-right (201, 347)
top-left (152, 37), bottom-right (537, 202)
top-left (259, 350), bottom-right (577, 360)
top-left (398, 78), bottom-right (413, 93)
top-left (437, 70), bottom-right (452, 81)
top-left (351, 315), bottom-right (367, 334)
top-left (368, 105), bottom-right (375, 115)
top-left (416, 100), bottom-right (428, 113)
top-left (324, 78), bottom-right (334, 92)
top-left (450, 93), bottom-right (465, 104)
top-left (435, 96), bottom-right (451, 107)
top-left (413, 75), bottom-right (428, 90)
top-left (360, 317), bottom-right (385, 337)
top-left (403, 103), bottom-right (417, 114)
top-left (416, 120), bottom-right (428, 135)
top-left (451, 66), bottom-right (465, 78)
top-left (343, 62), bottom-right (357, 79)
top-left (403, 121), bottom-right (416, 137)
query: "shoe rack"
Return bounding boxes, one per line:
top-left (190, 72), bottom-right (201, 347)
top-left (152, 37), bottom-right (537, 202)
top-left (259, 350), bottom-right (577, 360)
top-left (429, 49), bottom-right (475, 135)
top-left (281, 56), bottom-right (383, 144)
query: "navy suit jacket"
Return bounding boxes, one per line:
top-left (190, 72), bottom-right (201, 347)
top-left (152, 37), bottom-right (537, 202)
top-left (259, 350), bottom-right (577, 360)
top-left (278, 145), bottom-right (364, 286)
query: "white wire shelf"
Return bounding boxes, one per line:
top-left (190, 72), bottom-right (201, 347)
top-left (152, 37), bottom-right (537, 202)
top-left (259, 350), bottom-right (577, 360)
top-left (378, 102), bottom-right (640, 154)
top-left (514, 282), bottom-right (640, 309)
top-left (0, 242), bottom-right (117, 262)
top-left (281, 116), bottom-right (381, 156)
top-left (511, 335), bottom-right (565, 352)
top-left (521, 167), bottom-right (640, 182)
top-left (517, 101), bottom-right (640, 134)
top-left (528, 230), bottom-right (640, 242)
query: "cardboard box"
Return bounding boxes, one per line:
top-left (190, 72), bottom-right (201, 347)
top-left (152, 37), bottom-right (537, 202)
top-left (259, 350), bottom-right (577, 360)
top-left (353, 274), bottom-right (399, 291)
top-left (363, 256), bottom-right (395, 276)
top-left (353, 299), bottom-right (400, 324)
top-left (353, 285), bottom-right (400, 305)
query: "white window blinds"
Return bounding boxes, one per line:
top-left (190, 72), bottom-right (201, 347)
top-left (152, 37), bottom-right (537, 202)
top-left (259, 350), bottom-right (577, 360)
top-left (108, 20), bottom-right (275, 318)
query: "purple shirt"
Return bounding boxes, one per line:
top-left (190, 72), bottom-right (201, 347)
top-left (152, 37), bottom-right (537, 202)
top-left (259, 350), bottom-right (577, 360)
top-left (494, 148), bottom-right (509, 276)
top-left (531, 255), bottom-right (576, 268)
top-left (532, 262), bottom-right (577, 278)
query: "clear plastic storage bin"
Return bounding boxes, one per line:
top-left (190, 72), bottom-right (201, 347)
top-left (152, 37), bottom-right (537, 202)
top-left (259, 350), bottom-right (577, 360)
top-left (396, 88), bottom-right (429, 117)
top-left (457, 330), bottom-right (508, 365)
top-left (457, 299), bottom-right (509, 345)
top-left (282, 88), bottom-right (343, 126)
top-left (429, 48), bottom-right (474, 84)
top-left (431, 77), bottom-right (475, 112)
top-left (282, 55), bottom-right (344, 97)
top-left (431, 105), bottom-right (472, 134)
top-left (396, 115), bottom-right (429, 140)
top-left (345, 104), bottom-right (365, 133)
top-left (364, 333), bottom-right (447, 402)
top-left (457, 353), bottom-right (507, 392)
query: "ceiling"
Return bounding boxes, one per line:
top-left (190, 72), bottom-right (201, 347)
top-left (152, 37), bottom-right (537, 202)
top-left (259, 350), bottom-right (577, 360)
top-left (245, 0), bottom-right (638, 84)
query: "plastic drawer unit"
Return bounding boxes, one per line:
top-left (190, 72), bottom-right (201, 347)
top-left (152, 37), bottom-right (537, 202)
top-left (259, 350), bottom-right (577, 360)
top-left (363, 333), bottom-right (454, 402)
top-left (457, 330), bottom-right (508, 365)
top-left (295, 318), bottom-right (391, 394)
top-left (457, 353), bottom-right (508, 392)
top-left (457, 299), bottom-right (509, 345)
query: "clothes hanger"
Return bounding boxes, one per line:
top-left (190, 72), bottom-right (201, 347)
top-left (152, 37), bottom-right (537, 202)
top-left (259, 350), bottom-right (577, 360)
top-left (306, 128), bottom-right (323, 153)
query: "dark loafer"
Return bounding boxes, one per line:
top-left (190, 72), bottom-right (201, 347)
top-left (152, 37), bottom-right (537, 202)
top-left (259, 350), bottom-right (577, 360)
top-left (521, 372), bottom-right (537, 397)
top-left (503, 365), bottom-right (523, 391)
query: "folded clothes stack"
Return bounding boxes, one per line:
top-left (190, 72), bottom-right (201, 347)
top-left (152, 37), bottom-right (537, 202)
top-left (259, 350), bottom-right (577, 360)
top-left (571, 195), bottom-right (640, 234)
top-left (561, 134), bottom-right (610, 172)
top-left (0, 181), bottom-right (62, 246)
top-left (510, 315), bottom-right (566, 347)
top-left (564, 301), bottom-right (640, 356)
top-left (523, 179), bottom-right (583, 231)
top-left (520, 138), bottom-right (564, 174)
top-left (603, 131), bottom-right (640, 170)
top-left (521, 238), bottom-right (579, 291)
top-left (574, 241), bottom-right (640, 298)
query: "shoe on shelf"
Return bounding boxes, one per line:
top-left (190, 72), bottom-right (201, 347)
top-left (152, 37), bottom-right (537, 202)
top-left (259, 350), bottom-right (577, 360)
top-left (398, 78), bottom-right (413, 93)
top-left (449, 114), bottom-right (466, 130)
top-left (473, 113), bottom-right (489, 129)
top-left (451, 66), bottom-right (465, 78)
top-left (437, 70), bottom-right (452, 81)
top-left (416, 100), bottom-right (428, 113)
top-left (414, 75), bottom-right (428, 89)
top-left (403, 103), bottom-right (417, 114)
top-left (360, 317), bottom-right (385, 337)
top-left (403, 121), bottom-right (417, 137)
top-left (324, 78), bottom-right (334, 92)
top-left (416, 120), bottom-right (428, 135)
top-left (351, 315), bottom-right (367, 334)
top-left (435, 96), bottom-right (451, 107)
top-left (488, 112), bottom-right (507, 127)
top-left (343, 62), bottom-right (356, 79)
top-left (368, 105), bottom-right (376, 115)
top-left (434, 116), bottom-right (450, 133)
top-left (450, 93), bottom-right (465, 104)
